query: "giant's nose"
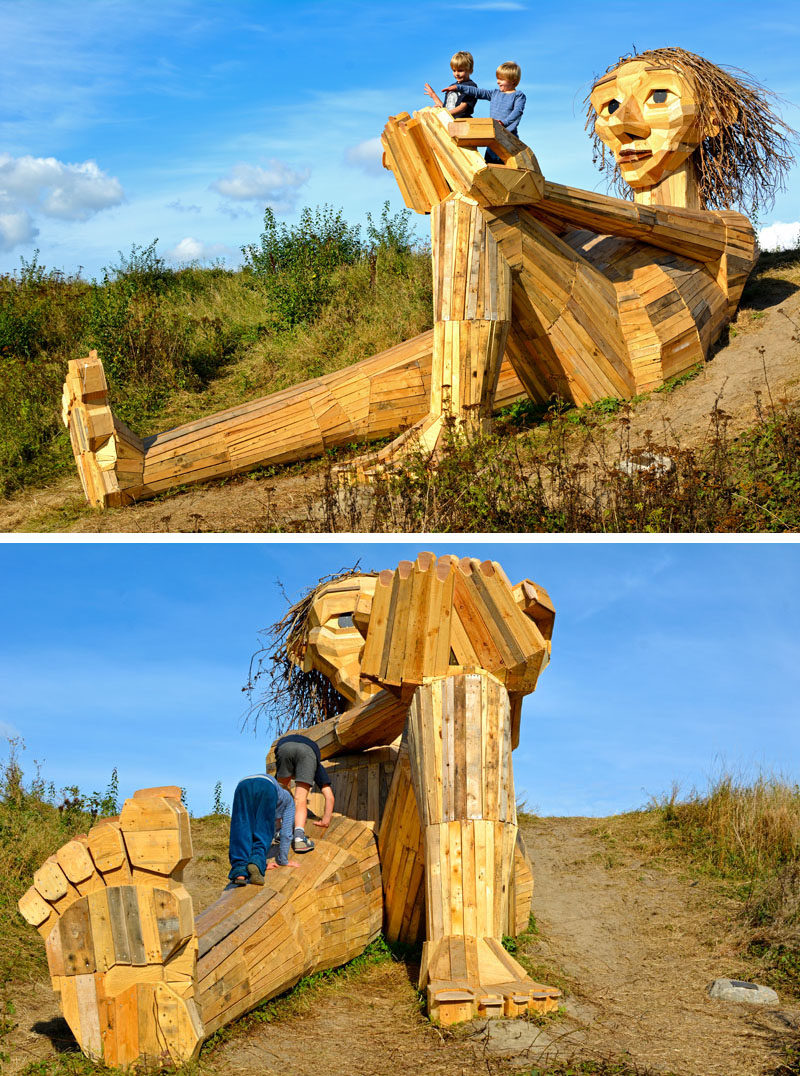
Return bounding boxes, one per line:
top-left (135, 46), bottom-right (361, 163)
top-left (608, 95), bottom-right (651, 140)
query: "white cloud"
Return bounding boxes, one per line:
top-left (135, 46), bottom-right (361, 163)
top-left (344, 137), bottom-right (385, 177)
top-left (210, 160), bottom-right (309, 213)
top-left (0, 210), bottom-right (38, 252)
top-left (759, 221), bottom-right (800, 252)
top-left (0, 153), bottom-right (124, 222)
top-left (166, 236), bottom-right (232, 263)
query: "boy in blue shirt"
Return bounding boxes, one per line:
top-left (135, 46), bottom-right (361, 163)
top-left (228, 772), bottom-right (296, 886)
top-left (441, 61), bottom-right (526, 162)
top-left (424, 50), bottom-right (477, 117)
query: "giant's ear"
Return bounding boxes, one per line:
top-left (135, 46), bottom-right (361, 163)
top-left (704, 99), bottom-right (738, 139)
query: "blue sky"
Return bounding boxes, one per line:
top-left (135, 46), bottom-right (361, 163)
top-left (1, 541), bottom-right (798, 818)
top-left (1, 0), bottom-right (798, 276)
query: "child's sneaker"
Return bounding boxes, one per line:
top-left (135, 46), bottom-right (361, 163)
top-left (247, 863), bottom-right (265, 885)
top-left (292, 833), bottom-right (315, 853)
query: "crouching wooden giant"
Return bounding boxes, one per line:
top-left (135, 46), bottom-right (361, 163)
top-left (19, 553), bottom-right (560, 1067)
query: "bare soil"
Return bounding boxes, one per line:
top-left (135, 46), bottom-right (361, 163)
top-left (6, 814), bottom-right (799, 1075)
top-left (1, 272), bottom-right (798, 534)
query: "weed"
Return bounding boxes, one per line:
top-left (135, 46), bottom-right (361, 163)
top-left (211, 781), bottom-right (229, 817)
top-left (18, 1058), bottom-right (121, 1076)
top-left (310, 391), bottom-right (800, 533)
top-left (526, 1061), bottom-right (676, 1075)
top-left (653, 363), bottom-right (704, 394)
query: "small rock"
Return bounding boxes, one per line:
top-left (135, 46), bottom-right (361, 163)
top-left (616, 452), bottom-right (674, 476)
top-left (708, 978), bottom-right (779, 1004)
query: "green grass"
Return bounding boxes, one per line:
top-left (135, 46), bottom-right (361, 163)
top-left (0, 740), bottom-right (120, 982)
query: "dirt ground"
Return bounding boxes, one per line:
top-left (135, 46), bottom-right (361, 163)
top-left (6, 814), bottom-right (799, 1075)
top-left (1, 272), bottom-right (798, 534)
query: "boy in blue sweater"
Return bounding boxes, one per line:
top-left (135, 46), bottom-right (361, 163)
top-left (228, 772), bottom-right (297, 886)
top-left (441, 61), bottom-right (526, 162)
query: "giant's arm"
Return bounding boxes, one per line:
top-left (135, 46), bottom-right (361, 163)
top-left (530, 181), bottom-right (741, 264)
top-left (387, 110), bottom-right (750, 266)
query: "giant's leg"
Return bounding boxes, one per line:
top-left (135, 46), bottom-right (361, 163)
top-left (405, 671), bottom-right (560, 1023)
top-left (350, 193), bottom-right (512, 474)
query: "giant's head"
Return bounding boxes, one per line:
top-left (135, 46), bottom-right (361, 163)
top-left (586, 47), bottom-right (796, 215)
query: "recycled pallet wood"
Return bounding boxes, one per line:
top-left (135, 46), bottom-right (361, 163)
top-left (262, 552), bottom-right (560, 1025)
top-left (20, 552), bottom-right (568, 1060)
top-left (64, 50), bottom-right (759, 506)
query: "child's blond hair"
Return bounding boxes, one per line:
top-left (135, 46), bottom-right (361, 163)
top-left (450, 51), bottom-right (474, 73)
top-left (496, 61), bottom-right (521, 87)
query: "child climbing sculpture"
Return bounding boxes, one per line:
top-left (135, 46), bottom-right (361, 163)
top-left (62, 48), bottom-right (795, 506)
top-left (19, 552), bottom-right (559, 1067)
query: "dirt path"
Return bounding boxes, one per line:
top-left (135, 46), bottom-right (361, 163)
top-left (520, 816), bottom-right (800, 1075)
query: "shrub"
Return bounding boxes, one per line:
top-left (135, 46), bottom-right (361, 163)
top-left (242, 205), bottom-right (363, 327)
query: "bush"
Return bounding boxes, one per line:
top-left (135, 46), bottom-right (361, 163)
top-left (243, 205), bottom-right (363, 327)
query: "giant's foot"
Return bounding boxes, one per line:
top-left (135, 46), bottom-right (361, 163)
top-left (421, 935), bottom-right (561, 1024)
top-left (62, 351), bottom-right (145, 508)
top-left (18, 787), bottom-right (203, 1067)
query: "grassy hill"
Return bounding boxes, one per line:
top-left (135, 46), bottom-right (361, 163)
top-left (1, 208), bottom-right (799, 532)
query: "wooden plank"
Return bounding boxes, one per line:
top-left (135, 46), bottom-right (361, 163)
top-left (59, 899), bottom-right (96, 976)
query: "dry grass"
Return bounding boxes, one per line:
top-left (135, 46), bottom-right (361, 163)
top-left (655, 773), bottom-right (800, 876)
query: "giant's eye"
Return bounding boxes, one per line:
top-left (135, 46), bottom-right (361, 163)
top-left (606, 99), bottom-right (620, 115)
top-left (649, 89), bottom-right (670, 105)
top-left (337, 614), bottom-right (355, 627)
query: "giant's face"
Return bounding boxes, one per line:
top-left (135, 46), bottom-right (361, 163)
top-left (591, 60), bottom-right (706, 189)
top-left (298, 576), bottom-right (378, 703)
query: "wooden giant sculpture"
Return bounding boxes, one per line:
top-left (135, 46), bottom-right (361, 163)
top-left (63, 48), bottom-right (793, 507)
top-left (19, 553), bottom-right (560, 1066)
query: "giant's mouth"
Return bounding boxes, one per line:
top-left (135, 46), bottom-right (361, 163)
top-left (618, 148), bottom-right (653, 164)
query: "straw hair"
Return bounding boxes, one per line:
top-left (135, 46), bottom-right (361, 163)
top-left (586, 46), bottom-right (797, 217)
top-left (242, 566), bottom-right (376, 736)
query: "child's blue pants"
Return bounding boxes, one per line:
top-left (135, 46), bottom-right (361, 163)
top-left (228, 776), bottom-right (278, 881)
